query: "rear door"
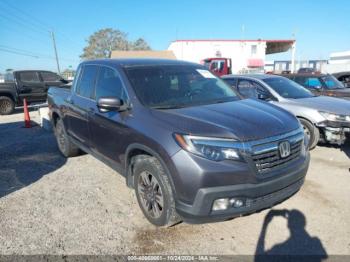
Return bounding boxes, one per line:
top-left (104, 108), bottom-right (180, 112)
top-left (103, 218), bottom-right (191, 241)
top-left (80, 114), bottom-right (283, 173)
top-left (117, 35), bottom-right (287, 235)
top-left (16, 71), bottom-right (46, 103)
top-left (88, 65), bottom-right (129, 165)
top-left (67, 64), bottom-right (98, 147)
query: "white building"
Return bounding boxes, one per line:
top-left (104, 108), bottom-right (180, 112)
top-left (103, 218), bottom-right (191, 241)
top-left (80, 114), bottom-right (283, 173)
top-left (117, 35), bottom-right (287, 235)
top-left (322, 50), bottom-right (350, 74)
top-left (168, 39), bottom-right (295, 74)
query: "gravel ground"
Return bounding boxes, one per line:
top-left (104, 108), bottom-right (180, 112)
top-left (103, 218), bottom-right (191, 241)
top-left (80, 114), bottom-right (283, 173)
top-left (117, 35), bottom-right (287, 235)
top-left (0, 110), bottom-right (349, 256)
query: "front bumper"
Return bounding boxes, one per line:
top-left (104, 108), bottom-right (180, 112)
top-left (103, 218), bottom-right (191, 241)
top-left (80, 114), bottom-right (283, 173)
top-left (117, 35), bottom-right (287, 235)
top-left (174, 152), bottom-right (310, 223)
top-left (317, 120), bottom-right (350, 145)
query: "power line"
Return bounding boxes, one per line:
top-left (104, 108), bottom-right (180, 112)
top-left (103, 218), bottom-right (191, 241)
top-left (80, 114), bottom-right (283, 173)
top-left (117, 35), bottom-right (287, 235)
top-left (0, 23), bottom-right (50, 46)
top-left (0, 0), bottom-right (51, 32)
top-left (0, 44), bottom-right (80, 62)
top-left (0, 11), bottom-right (49, 36)
top-left (0, 0), bottom-right (82, 49)
top-left (0, 0), bottom-right (82, 66)
top-left (0, 48), bottom-right (39, 58)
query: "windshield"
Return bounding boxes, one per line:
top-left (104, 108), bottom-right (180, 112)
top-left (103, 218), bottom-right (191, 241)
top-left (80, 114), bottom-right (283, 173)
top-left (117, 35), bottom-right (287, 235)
top-left (321, 75), bottom-right (345, 89)
top-left (125, 65), bottom-right (238, 109)
top-left (263, 77), bottom-right (315, 99)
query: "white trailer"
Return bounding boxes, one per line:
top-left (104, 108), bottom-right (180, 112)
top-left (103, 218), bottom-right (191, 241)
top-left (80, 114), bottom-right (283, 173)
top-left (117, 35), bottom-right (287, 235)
top-left (168, 39), bottom-right (295, 74)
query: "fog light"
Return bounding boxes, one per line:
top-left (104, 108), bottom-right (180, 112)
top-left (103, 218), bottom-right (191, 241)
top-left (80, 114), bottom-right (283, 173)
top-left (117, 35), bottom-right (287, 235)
top-left (212, 198), bottom-right (229, 211)
top-left (230, 198), bottom-right (244, 208)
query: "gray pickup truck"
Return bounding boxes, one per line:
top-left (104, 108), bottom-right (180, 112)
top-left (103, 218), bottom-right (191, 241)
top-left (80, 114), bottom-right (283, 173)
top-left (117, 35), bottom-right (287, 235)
top-left (48, 59), bottom-right (309, 226)
top-left (223, 74), bottom-right (350, 148)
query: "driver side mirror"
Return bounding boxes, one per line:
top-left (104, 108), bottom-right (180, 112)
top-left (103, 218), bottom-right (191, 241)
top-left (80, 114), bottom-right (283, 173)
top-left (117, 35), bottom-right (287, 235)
top-left (97, 97), bottom-right (123, 112)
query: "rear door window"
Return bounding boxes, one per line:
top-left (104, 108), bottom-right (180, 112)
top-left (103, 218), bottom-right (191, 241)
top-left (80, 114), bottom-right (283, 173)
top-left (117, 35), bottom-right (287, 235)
top-left (77, 65), bottom-right (98, 99)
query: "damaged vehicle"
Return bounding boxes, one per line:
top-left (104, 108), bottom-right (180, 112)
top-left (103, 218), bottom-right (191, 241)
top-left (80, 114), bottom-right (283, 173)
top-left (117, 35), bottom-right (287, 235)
top-left (223, 74), bottom-right (350, 149)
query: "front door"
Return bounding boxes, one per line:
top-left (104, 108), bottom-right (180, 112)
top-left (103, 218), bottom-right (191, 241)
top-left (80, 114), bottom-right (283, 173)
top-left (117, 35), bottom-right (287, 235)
top-left (88, 65), bottom-right (129, 166)
top-left (16, 71), bottom-right (46, 103)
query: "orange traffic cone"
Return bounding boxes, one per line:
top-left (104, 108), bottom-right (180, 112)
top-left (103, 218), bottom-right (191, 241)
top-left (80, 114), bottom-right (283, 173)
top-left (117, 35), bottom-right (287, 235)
top-left (23, 98), bottom-right (31, 128)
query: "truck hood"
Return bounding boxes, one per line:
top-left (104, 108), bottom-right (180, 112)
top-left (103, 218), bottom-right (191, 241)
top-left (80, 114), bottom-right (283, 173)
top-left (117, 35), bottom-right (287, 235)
top-left (151, 99), bottom-right (300, 141)
top-left (286, 96), bottom-right (350, 115)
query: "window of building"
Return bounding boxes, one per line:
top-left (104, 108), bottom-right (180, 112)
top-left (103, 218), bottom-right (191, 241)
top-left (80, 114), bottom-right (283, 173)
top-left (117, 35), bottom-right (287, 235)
top-left (251, 45), bottom-right (257, 55)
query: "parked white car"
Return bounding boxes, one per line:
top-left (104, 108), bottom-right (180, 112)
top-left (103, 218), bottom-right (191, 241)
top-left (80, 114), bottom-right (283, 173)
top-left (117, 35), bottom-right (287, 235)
top-left (223, 74), bottom-right (350, 149)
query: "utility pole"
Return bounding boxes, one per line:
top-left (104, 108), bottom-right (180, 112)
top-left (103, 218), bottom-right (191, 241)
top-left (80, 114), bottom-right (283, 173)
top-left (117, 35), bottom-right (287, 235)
top-left (51, 30), bottom-right (61, 75)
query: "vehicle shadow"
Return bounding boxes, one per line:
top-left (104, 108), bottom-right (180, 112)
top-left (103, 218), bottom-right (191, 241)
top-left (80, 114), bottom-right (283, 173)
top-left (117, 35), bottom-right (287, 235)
top-left (0, 121), bottom-right (66, 198)
top-left (255, 209), bottom-right (328, 262)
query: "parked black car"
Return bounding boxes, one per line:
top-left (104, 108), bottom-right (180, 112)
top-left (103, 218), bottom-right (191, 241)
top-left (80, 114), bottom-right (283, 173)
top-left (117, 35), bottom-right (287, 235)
top-left (48, 59), bottom-right (310, 227)
top-left (333, 71), bottom-right (350, 88)
top-left (282, 73), bottom-right (350, 100)
top-left (0, 70), bottom-right (70, 115)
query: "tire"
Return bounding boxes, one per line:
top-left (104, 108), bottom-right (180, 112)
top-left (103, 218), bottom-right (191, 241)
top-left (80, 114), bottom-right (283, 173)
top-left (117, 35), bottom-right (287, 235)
top-left (133, 155), bottom-right (181, 227)
top-left (0, 96), bottom-right (15, 115)
top-left (54, 118), bottom-right (80, 157)
top-left (299, 118), bottom-right (319, 150)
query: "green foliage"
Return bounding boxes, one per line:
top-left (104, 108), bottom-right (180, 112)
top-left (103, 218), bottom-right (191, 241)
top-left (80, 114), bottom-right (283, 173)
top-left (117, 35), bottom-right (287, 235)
top-left (80, 28), bottom-right (151, 60)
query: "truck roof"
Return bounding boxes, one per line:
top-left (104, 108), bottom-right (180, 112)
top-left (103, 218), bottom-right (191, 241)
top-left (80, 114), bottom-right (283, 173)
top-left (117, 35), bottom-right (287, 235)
top-left (12, 70), bottom-right (57, 74)
top-left (81, 58), bottom-right (200, 67)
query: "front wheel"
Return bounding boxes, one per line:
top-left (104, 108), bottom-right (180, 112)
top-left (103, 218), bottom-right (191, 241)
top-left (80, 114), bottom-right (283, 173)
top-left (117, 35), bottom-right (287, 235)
top-left (299, 118), bottom-right (319, 150)
top-left (133, 155), bottom-right (181, 227)
top-left (0, 96), bottom-right (15, 115)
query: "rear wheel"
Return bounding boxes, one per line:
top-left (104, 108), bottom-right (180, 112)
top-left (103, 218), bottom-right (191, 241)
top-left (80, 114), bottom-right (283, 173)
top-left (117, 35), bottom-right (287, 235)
top-left (0, 96), bottom-right (15, 115)
top-left (55, 118), bottom-right (80, 157)
top-left (133, 155), bottom-right (181, 227)
top-left (299, 118), bottom-right (319, 150)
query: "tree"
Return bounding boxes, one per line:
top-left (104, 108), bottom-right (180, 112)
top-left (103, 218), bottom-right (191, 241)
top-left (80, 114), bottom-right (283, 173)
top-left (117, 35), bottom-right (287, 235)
top-left (80, 28), bottom-right (151, 60)
top-left (131, 38), bottom-right (151, 51)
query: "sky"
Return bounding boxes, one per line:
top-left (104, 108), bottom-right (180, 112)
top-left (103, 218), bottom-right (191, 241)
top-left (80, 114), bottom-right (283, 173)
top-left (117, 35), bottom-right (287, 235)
top-left (0, 0), bottom-right (349, 73)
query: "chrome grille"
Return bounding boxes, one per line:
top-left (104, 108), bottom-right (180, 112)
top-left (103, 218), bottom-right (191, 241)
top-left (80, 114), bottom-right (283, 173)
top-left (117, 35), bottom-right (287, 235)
top-left (249, 129), bottom-right (304, 174)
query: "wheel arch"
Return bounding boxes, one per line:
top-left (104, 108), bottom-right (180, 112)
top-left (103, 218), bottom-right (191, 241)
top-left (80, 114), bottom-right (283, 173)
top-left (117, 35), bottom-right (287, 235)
top-left (125, 143), bottom-right (177, 195)
top-left (50, 108), bottom-right (63, 127)
top-left (0, 92), bottom-right (15, 102)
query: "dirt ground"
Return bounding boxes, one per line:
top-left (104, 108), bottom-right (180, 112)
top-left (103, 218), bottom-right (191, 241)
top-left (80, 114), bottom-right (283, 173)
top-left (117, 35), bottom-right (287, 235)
top-left (0, 110), bottom-right (349, 257)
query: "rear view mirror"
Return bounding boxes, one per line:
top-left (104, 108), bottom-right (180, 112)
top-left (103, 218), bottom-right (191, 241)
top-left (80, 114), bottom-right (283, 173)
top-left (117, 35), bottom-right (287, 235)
top-left (97, 97), bottom-right (123, 112)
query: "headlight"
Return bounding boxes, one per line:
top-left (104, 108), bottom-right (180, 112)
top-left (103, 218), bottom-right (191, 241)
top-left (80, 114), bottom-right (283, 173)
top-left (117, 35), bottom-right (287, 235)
top-left (174, 134), bottom-right (242, 161)
top-left (319, 111), bottom-right (349, 122)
